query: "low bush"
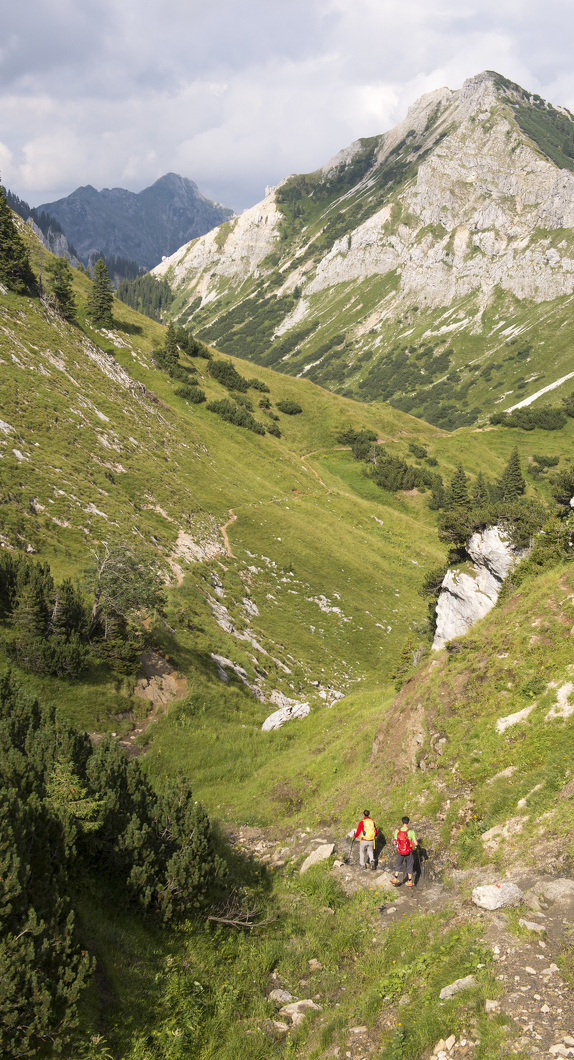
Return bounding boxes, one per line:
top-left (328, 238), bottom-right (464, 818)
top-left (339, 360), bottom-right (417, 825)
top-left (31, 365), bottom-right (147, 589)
top-left (174, 384), bottom-right (206, 403)
top-left (276, 399), bottom-right (303, 415)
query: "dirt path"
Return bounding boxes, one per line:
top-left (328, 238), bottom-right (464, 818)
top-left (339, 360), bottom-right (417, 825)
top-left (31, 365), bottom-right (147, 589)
top-left (300, 451), bottom-right (329, 489)
top-left (220, 508), bottom-right (237, 557)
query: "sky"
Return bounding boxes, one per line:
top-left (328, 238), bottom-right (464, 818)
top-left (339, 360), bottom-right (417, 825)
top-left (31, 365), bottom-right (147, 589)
top-left (2, 0), bottom-right (574, 213)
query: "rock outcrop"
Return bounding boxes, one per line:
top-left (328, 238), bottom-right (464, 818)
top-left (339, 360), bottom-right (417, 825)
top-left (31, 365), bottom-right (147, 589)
top-left (433, 526), bottom-right (525, 650)
top-left (261, 692), bottom-right (311, 731)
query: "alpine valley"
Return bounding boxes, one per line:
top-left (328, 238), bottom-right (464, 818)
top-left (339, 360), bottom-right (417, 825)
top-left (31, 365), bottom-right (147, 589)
top-left (1, 70), bottom-right (574, 1060)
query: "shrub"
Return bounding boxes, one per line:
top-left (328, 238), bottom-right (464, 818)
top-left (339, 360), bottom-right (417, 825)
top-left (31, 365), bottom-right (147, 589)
top-left (174, 384), bottom-right (206, 403)
top-left (209, 359), bottom-right (249, 392)
top-left (276, 399), bottom-right (302, 415)
top-left (490, 406), bottom-right (567, 430)
top-left (206, 398), bottom-right (266, 435)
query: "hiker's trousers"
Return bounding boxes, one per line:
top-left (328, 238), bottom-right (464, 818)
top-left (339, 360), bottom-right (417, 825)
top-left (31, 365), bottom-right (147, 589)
top-left (359, 839), bottom-right (375, 866)
top-left (396, 851), bottom-right (414, 875)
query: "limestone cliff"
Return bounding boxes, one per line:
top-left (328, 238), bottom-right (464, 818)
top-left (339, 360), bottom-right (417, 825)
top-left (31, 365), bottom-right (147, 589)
top-left (432, 526), bottom-right (526, 650)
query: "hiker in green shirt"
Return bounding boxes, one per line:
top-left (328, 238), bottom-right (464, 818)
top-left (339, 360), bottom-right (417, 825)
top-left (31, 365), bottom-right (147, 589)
top-left (391, 815), bottom-right (417, 888)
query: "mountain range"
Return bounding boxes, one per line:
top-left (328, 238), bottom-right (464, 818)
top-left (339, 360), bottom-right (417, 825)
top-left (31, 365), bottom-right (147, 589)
top-left (37, 172), bottom-right (234, 270)
top-left (154, 71), bottom-right (574, 431)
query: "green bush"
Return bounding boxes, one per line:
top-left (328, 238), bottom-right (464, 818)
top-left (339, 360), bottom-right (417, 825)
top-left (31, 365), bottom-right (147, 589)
top-left (206, 398), bottom-right (266, 435)
top-left (174, 384), bottom-right (206, 403)
top-left (276, 399), bottom-right (302, 415)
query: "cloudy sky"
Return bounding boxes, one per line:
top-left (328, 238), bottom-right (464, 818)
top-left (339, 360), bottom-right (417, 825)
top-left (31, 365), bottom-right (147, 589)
top-left (1, 0), bottom-right (573, 212)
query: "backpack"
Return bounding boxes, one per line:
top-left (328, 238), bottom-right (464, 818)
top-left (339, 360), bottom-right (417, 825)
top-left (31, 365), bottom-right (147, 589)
top-left (396, 828), bottom-right (411, 855)
top-left (362, 818), bottom-right (376, 841)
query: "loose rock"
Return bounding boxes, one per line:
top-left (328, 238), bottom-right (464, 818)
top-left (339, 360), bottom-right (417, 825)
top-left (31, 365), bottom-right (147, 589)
top-left (439, 975), bottom-right (477, 1000)
top-left (299, 843), bottom-right (334, 874)
top-left (472, 882), bottom-right (523, 910)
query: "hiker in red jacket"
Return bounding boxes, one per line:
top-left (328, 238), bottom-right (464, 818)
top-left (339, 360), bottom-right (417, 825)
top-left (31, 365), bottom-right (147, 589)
top-left (354, 810), bottom-right (378, 870)
top-left (392, 815), bottom-right (418, 887)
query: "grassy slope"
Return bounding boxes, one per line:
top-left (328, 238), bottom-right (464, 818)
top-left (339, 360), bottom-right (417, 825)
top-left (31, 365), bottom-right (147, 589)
top-left (6, 224), bottom-right (574, 1060)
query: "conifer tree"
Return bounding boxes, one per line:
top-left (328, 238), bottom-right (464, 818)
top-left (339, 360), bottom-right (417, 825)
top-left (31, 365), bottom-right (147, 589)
top-left (499, 446), bottom-right (526, 501)
top-left (86, 257), bottom-right (114, 328)
top-left (163, 321), bottom-right (180, 369)
top-left (449, 463), bottom-right (470, 508)
top-left (0, 182), bottom-right (36, 293)
top-left (472, 471), bottom-right (489, 506)
top-left (47, 256), bottom-right (76, 321)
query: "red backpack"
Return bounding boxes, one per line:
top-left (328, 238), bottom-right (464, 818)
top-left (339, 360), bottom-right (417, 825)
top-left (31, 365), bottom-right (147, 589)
top-left (396, 828), bottom-right (411, 855)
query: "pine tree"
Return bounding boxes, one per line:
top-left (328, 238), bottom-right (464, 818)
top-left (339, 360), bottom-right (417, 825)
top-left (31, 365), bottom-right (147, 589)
top-left (449, 463), bottom-right (470, 508)
top-left (0, 182), bottom-right (36, 293)
top-left (47, 257), bottom-right (76, 321)
top-left (499, 446), bottom-right (526, 501)
top-left (472, 471), bottom-right (489, 506)
top-left (163, 321), bottom-right (180, 369)
top-left (86, 257), bottom-right (114, 328)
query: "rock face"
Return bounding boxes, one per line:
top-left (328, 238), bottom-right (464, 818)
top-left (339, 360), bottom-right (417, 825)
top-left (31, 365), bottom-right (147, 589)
top-left (433, 526), bottom-right (525, 650)
top-left (153, 71), bottom-right (574, 425)
top-left (38, 173), bottom-right (234, 269)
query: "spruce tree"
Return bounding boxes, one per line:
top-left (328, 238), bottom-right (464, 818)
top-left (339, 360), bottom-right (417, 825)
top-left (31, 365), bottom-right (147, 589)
top-left (47, 256), bottom-right (76, 321)
top-left (499, 446), bottom-right (526, 501)
top-left (163, 321), bottom-right (180, 369)
top-left (449, 463), bottom-right (470, 508)
top-left (0, 182), bottom-right (36, 293)
top-left (472, 471), bottom-right (489, 506)
top-left (86, 257), bottom-right (114, 328)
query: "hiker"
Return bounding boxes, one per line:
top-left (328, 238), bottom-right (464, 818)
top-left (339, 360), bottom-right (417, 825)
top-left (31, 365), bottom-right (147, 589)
top-left (392, 815), bottom-right (418, 887)
top-left (353, 810), bottom-right (378, 870)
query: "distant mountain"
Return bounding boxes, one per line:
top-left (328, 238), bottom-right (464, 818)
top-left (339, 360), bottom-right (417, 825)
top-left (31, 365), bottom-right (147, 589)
top-left (154, 72), bottom-right (574, 431)
top-left (38, 173), bottom-right (235, 271)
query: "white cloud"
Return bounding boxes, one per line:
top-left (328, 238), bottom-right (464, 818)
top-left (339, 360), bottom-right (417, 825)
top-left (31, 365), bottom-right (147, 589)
top-left (2, 0), bottom-right (574, 211)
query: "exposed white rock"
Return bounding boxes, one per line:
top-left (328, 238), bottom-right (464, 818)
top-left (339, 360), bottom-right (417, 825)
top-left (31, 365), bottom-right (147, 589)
top-left (546, 681), bottom-right (574, 720)
top-left (172, 528), bottom-right (222, 564)
top-left (433, 526), bottom-right (525, 650)
top-left (518, 918), bottom-right (546, 933)
top-left (279, 999), bottom-right (322, 1026)
top-left (537, 879), bottom-right (574, 902)
top-left (262, 693), bottom-right (311, 731)
top-left (496, 704), bottom-right (536, 733)
top-left (268, 988), bottom-right (295, 1004)
top-left (439, 974), bottom-right (477, 1000)
top-left (299, 844), bottom-right (335, 874)
top-left (472, 882), bottom-right (523, 910)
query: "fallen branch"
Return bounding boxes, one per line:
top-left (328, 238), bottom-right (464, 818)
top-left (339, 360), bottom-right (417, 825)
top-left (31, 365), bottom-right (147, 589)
top-left (207, 890), bottom-right (276, 930)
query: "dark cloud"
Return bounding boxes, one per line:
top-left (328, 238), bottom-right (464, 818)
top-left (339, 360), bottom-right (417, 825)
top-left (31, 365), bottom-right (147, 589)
top-left (1, 0), bottom-right (573, 213)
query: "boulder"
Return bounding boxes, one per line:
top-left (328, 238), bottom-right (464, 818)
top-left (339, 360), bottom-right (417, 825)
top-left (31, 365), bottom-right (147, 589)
top-left (537, 879), bottom-right (574, 903)
top-left (518, 918), bottom-right (546, 934)
top-left (299, 843), bottom-right (335, 874)
top-left (439, 974), bottom-right (477, 1000)
top-left (261, 698), bottom-right (310, 731)
top-left (268, 988), bottom-right (295, 1004)
top-left (472, 882), bottom-right (523, 910)
top-left (279, 999), bottom-right (322, 1027)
